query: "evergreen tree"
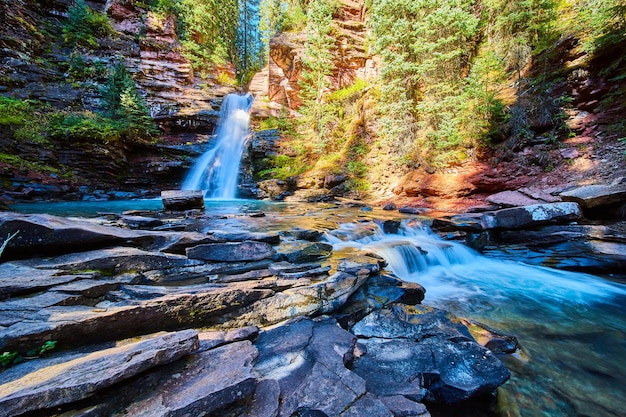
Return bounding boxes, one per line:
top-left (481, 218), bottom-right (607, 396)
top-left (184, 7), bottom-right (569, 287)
top-left (237, 0), bottom-right (264, 80)
top-left (63, 0), bottom-right (112, 48)
top-left (100, 58), bottom-right (156, 140)
top-left (299, 0), bottom-right (337, 138)
top-left (371, 0), bottom-right (479, 164)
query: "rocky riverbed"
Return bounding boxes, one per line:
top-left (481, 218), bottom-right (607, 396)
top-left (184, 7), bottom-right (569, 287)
top-left (1, 184), bottom-right (625, 417)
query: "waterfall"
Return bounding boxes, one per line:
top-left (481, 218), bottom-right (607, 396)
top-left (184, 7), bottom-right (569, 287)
top-left (182, 92), bottom-right (254, 199)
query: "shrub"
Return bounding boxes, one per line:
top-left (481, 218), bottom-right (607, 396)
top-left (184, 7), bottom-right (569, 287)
top-left (49, 112), bottom-right (122, 143)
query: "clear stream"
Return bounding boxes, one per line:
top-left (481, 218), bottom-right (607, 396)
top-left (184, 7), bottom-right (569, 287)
top-left (9, 200), bottom-right (626, 417)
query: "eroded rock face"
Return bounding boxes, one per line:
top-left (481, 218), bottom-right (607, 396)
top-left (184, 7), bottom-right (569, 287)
top-left (264, 0), bottom-right (375, 110)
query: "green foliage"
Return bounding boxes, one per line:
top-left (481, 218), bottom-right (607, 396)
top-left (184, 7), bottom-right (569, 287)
top-left (258, 113), bottom-right (297, 136)
top-left (0, 96), bottom-right (34, 126)
top-left (328, 79), bottom-right (369, 102)
top-left (63, 0), bottom-right (113, 48)
top-left (0, 351), bottom-right (20, 367)
top-left (49, 112), bottom-right (122, 143)
top-left (298, 0), bottom-right (338, 141)
top-left (0, 96), bottom-right (49, 144)
top-left (175, 0), bottom-right (239, 72)
top-left (68, 52), bottom-right (107, 80)
top-left (1, 341), bottom-right (57, 370)
top-left (371, 0), bottom-right (481, 167)
top-left (27, 341), bottom-right (57, 357)
top-left (281, 0), bottom-right (307, 31)
top-left (257, 154), bottom-right (307, 179)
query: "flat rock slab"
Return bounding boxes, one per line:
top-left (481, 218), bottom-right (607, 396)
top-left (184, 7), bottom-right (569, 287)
top-left (186, 241), bottom-right (276, 262)
top-left (486, 190), bottom-right (541, 207)
top-left (480, 202), bottom-right (582, 229)
top-left (0, 330), bottom-right (199, 417)
top-left (0, 263), bottom-right (95, 299)
top-left (0, 287), bottom-right (272, 353)
top-left (0, 213), bottom-right (167, 259)
top-left (209, 230), bottom-right (281, 244)
top-left (161, 190), bottom-right (205, 211)
top-left (118, 340), bottom-right (257, 417)
top-left (560, 183), bottom-right (626, 208)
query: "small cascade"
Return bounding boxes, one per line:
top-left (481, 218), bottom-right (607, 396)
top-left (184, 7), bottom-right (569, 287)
top-left (326, 219), bottom-right (626, 305)
top-left (182, 92), bottom-right (254, 199)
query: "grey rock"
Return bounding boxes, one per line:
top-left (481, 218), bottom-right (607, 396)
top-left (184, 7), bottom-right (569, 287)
top-left (379, 395), bottom-right (430, 417)
top-left (351, 305), bottom-right (510, 404)
top-left (158, 232), bottom-right (222, 255)
top-left (186, 241), bottom-right (276, 262)
top-left (119, 340), bottom-right (257, 417)
top-left (0, 213), bottom-right (168, 259)
top-left (0, 330), bottom-right (199, 417)
top-left (480, 202), bottom-right (582, 229)
top-left (120, 215), bottom-right (164, 229)
top-left (198, 326), bottom-right (259, 351)
top-left (245, 379), bottom-right (281, 417)
top-left (253, 318), bottom-right (367, 417)
top-left (0, 263), bottom-right (92, 299)
top-left (398, 206), bottom-right (423, 215)
top-left (560, 183), bottom-right (626, 209)
top-left (486, 190), bottom-right (540, 207)
top-left (210, 230), bottom-right (281, 244)
top-left (0, 287), bottom-right (272, 353)
top-left (351, 305), bottom-right (473, 341)
top-left (281, 228), bottom-right (323, 242)
top-left (340, 393), bottom-right (394, 417)
top-left (161, 190), bottom-right (205, 211)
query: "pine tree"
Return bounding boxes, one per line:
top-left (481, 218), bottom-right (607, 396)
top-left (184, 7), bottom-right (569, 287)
top-left (299, 0), bottom-right (337, 137)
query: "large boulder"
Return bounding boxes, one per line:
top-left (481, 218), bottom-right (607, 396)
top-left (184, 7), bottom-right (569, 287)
top-left (350, 305), bottom-right (511, 404)
top-left (480, 202), bottom-right (582, 229)
top-left (0, 213), bottom-right (168, 259)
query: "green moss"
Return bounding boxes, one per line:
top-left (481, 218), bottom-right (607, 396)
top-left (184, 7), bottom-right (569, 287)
top-left (0, 153), bottom-right (63, 175)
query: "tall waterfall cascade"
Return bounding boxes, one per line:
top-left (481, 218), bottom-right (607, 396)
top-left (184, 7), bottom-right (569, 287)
top-left (182, 92), bottom-right (254, 199)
